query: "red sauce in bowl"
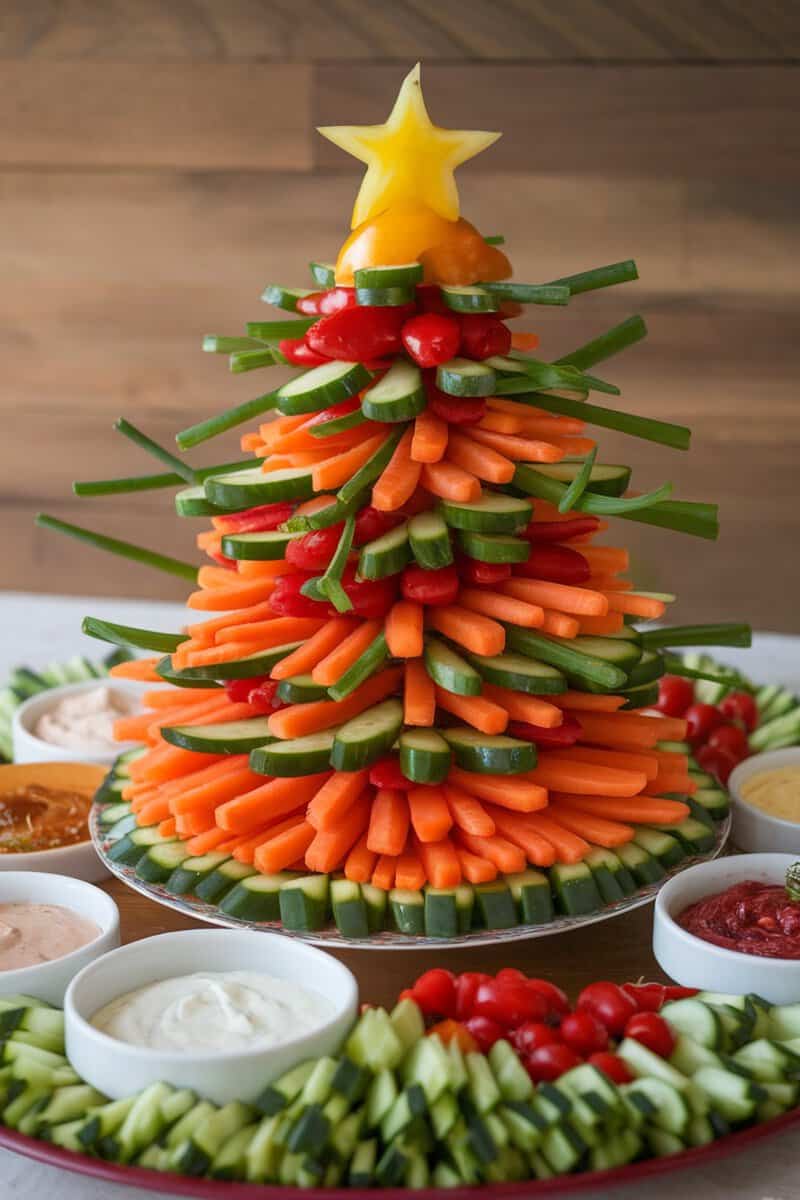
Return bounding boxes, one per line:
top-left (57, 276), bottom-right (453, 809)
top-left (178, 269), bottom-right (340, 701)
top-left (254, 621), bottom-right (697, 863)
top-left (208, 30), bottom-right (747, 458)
top-left (678, 880), bottom-right (800, 960)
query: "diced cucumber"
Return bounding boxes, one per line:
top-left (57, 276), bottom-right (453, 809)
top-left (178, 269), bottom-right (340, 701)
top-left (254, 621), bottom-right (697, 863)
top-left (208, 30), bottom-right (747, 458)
top-left (331, 699), bottom-right (404, 771)
top-left (114, 1081), bottom-right (174, 1163)
top-left (358, 523), bottom-right (411, 580)
top-left (365, 1069), bottom-right (399, 1128)
top-left (489, 1040), bottom-right (534, 1103)
top-left (441, 727), bottom-right (536, 774)
top-left (404, 1035), bottom-right (452, 1105)
top-left (389, 888), bottom-right (425, 935)
top-left (158, 641), bottom-right (302, 682)
top-left (632, 827), bottom-right (685, 869)
top-left (279, 874), bottom-right (329, 931)
top-left (361, 361), bottom-right (426, 422)
top-left (250, 729), bottom-right (337, 777)
top-left (692, 787), bottom-right (730, 820)
top-left (769, 1002), bottom-right (800, 1040)
top-left (348, 1137), bottom-right (378, 1186)
top-left (467, 650), bottom-right (566, 695)
top-left (474, 881), bottom-right (517, 929)
top-left (655, 816), bottom-right (715, 855)
top-left (670, 1034), bottom-right (724, 1075)
top-left (361, 882), bottom-right (388, 932)
top-left (645, 1126), bottom-right (685, 1157)
top-left (584, 847), bottom-right (626, 903)
top-left (135, 840), bottom-right (191, 884)
top-left (348, 1009), bottom-right (404, 1072)
top-left (276, 360), bottom-right (371, 415)
top-left (506, 868), bottom-right (554, 924)
top-left (661, 999), bottom-right (723, 1049)
top-left (408, 511), bottom-right (453, 569)
top-left (178, 1101), bottom-right (255, 1176)
top-left (437, 358), bottom-right (496, 397)
top-left (210, 1122), bottom-right (259, 1180)
top-left (398, 728), bottom-right (452, 783)
top-left (732, 1038), bottom-right (800, 1082)
top-left (424, 638), bottom-right (481, 696)
top-left (220, 529), bottom-right (300, 561)
top-left (107, 826), bottom-right (175, 868)
top-left (539, 1123), bottom-right (587, 1174)
top-left (194, 858), bottom-right (255, 904)
top-left (97, 799), bottom-right (133, 827)
top-left (219, 873), bottom-right (289, 922)
top-left (331, 877), bottom-right (370, 939)
top-left (77, 1096), bottom-right (137, 1149)
top-left (691, 1066), bottom-right (765, 1122)
top-left (205, 465), bottom-right (314, 509)
top-left (615, 842), bottom-right (665, 885)
top-left (254, 1061), bottom-right (316, 1116)
top-left (439, 490), bottom-right (533, 535)
top-left (551, 862), bottom-right (603, 916)
top-left (381, 1084), bottom-right (427, 1142)
top-left (457, 530), bottom-right (530, 564)
top-left (624, 1078), bottom-right (689, 1136)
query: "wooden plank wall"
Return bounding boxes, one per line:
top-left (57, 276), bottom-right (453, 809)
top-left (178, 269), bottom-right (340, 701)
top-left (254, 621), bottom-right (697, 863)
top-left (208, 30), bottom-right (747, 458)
top-left (2, 1), bottom-right (798, 633)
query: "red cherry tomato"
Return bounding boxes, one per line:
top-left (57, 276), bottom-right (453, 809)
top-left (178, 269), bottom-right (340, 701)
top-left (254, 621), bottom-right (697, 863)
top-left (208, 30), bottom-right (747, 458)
top-left (472, 978), bottom-right (548, 1028)
top-left (696, 742), bottom-right (739, 785)
top-left (269, 572), bottom-right (333, 618)
top-left (515, 543), bottom-right (590, 586)
top-left (307, 305), bottom-right (412, 362)
top-left (247, 679), bottom-right (283, 714)
top-left (455, 556), bottom-right (512, 586)
top-left (525, 1043), bottom-right (583, 1083)
top-left (278, 337), bottom-right (330, 366)
top-left (512, 1021), bottom-right (562, 1056)
top-left (411, 969), bottom-right (457, 1019)
top-left (706, 722), bottom-right (749, 760)
top-left (524, 978), bottom-right (570, 1019)
top-left (719, 690), bottom-right (758, 733)
top-left (458, 314), bottom-right (511, 361)
top-left (525, 517), bottom-right (600, 543)
top-left (217, 502), bottom-right (294, 534)
top-left (224, 676), bottom-right (268, 704)
top-left (368, 756), bottom-right (411, 790)
top-left (509, 714), bottom-right (582, 750)
top-left (285, 525), bottom-right (343, 572)
top-left (354, 505), bottom-right (403, 546)
top-left (559, 1011), bottom-right (610, 1056)
top-left (455, 972), bottom-right (493, 1022)
top-left (296, 288), bottom-right (357, 316)
top-left (624, 1012), bottom-right (676, 1059)
top-left (464, 1014), bottom-right (505, 1052)
top-left (401, 314), bottom-right (461, 368)
top-left (576, 981), bottom-right (637, 1037)
top-left (306, 395), bottom-right (362, 430)
top-left (427, 385), bottom-right (486, 426)
top-left (401, 564), bottom-right (459, 606)
top-left (495, 968), bottom-right (529, 985)
top-left (621, 982), bottom-right (667, 1012)
top-left (684, 702), bottom-right (725, 748)
top-left (416, 285), bottom-right (449, 315)
top-left (340, 565), bottom-right (398, 619)
top-left (588, 1052), bottom-right (634, 1084)
top-left (655, 675), bottom-right (695, 718)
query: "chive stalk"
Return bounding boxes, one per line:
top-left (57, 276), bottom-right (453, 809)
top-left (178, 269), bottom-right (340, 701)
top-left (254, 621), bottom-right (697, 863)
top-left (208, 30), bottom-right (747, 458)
top-left (337, 429), bottom-right (404, 506)
top-left (82, 616), bottom-right (185, 654)
top-left (229, 348), bottom-right (282, 374)
top-left (484, 235), bottom-right (505, 245)
top-left (245, 319), bottom-right (316, 340)
top-left (620, 500), bottom-right (718, 540)
top-left (73, 457), bottom-right (253, 497)
top-left (661, 654), bottom-right (754, 687)
top-left (557, 315), bottom-right (648, 371)
top-left (558, 448), bottom-right (597, 514)
top-left (501, 387), bottom-right (689, 452)
top-left (496, 360), bottom-right (619, 398)
top-left (546, 259), bottom-right (639, 295)
top-left (114, 418), bottom-right (195, 484)
top-left (480, 282), bottom-right (571, 306)
top-left (176, 393), bottom-right (280, 450)
top-left (639, 624), bottom-right (752, 650)
top-left (36, 514), bottom-right (198, 581)
top-left (319, 515), bottom-right (356, 612)
top-left (203, 336), bottom-right (267, 354)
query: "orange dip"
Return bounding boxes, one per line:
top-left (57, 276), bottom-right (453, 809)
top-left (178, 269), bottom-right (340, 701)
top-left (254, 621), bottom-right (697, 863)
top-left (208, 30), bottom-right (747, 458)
top-left (0, 783), bottom-right (91, 853)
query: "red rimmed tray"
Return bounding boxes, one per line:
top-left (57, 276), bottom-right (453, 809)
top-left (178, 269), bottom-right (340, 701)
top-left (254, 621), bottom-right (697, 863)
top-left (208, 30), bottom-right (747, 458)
top-left (2, 1105), bottom-right (799, 1199)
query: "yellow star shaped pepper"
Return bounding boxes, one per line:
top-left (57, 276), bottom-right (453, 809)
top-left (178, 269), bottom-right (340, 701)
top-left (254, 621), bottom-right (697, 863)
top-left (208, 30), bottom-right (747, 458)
top-left (318, 63), bottom-right (500, 230)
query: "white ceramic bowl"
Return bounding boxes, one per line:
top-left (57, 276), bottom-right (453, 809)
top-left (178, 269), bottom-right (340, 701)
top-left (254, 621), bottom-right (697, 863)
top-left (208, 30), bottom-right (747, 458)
top-left (653, 853), bottom-right (800, 1004)
top-left (65, 929), bottom-right (359, 1105)
top-left (0, 872), bottom-right (119, 1005)
top-left (728, 748), bottom-right (800, 854)
top-left (12, 679), bottom-right (144, 767)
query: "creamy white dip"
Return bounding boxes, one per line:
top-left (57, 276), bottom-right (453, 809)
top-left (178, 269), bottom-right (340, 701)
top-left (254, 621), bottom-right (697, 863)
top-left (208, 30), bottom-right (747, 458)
top-left (35, 686), bottom-right (138, 752)
top-left (90, 971), bottom-right (333, 1053)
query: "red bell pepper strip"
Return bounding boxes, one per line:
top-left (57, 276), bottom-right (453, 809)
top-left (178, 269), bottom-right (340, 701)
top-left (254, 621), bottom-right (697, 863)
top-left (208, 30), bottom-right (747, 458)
top-left (524, 517), bottom-right (601, 542)
top-left (307, 305), bottom-right (413, 362)
top-left (401, 564), bottom-right (460, 606)
top-left (509, 714), bottom-right (583, 749)
top-left (514, 543), bottom-right (591, 585)
top-left (458, 314), bottom-right (511, 361)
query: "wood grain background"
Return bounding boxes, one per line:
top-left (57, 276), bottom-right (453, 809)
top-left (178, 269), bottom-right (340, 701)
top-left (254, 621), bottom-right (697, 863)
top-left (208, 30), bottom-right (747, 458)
top-left (2, 1), bottom-right (798, 633)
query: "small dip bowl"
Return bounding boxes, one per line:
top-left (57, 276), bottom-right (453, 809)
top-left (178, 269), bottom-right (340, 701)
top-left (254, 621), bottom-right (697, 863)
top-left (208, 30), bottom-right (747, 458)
top-left (0, 871), bottom-right (119, 1004)
top-left (0, 761), bottom-right (110, 882)
top-left (728, 747), bottom-right (800, 855)
top-left (653, 853), bottom-right (800, 1004)
top-left (65, 929), bottom-right (359, 1105)
top-left (12, 679), bottom-right (144, 767)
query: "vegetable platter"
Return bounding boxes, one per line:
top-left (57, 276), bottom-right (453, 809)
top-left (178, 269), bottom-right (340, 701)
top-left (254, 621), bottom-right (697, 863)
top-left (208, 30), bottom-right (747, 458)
top-left (38, 63), bottom-right (750, 944)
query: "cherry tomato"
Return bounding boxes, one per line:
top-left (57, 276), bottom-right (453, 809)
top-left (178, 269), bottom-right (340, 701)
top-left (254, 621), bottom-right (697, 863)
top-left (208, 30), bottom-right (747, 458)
top-left (655, 675), bottom-right (695, 718)
top-left (368, 756), bottom-right (411, 790)
top-left (495, 968), bottom-right (529, 986)
top-left (464, 1015), bottom-right (505, 1052)
top-left (354, 505), bottom-right (403, 546)
top-left (247, 679), bottom-right (283, 714)
top-left (525, 1043), bottom-right (583, 1083)
top-left (621, 982), bottom-right (667, 1012)
top-left (427, 385), bottom-right (486, 426)
top-left (455, 555), bottom-right (512, 586)
top-left (307, 305), bottom-right (411, 362)
top-left (269, 572), bottom-right (332, 618)
top-left (524, 978), bottom-right (570, 1019)
top-left (512, 1022), bottom-right (562, 1056)
top-left (588, 1052), bottom-right (634, 1084)
top-left (515, 543), bottom-right (590, 586)
top-left (296, 288), bottom-right (357, 316)
top-left (560, 1011), bottom-right (610, 1056)
top-left (624, 1012), bottom-right (676, 1059)
top-left (416, 284), bottom-right (449, 315)
top-left (340, 564), bottom-right (398, 619)
top-left (397, 988), bottom-right (415, 1003)
top-left (696, 742), bottom-right (739, 785)
top-left (411, 969), bottom-right (457, 1019)
top-left (524, 517), bottom-right (601, 543)
top-left (719, 690), bottom-right (758, 733)
top-left (285, 525), bottom-right (343, 572)
top-left (458, 314), bottom-right (511, 361)
top-left (706, 722), bottom-right (749, 760)
top-left (684, 702), bottom-right (725, 748)
top-left (278, 337), bottom-right (330, 366)
top-left (401, 563), bottom-right (459, 606)
top-left (426, 1019), bottom-right (479, 1054)
top-left (472, 978), bottom-right (548, 1028)
top-left (306, 395), bottom-right (362, 430)
top-left (509, 714), bottom-right (582, 750)
top-left (455, 972), bottom-right (492, 1022)
top-left (215, 502), bottom-right (294, 534)
top-left (224, 676), bottom-right (268, 704)
top-left (576, 981), bottom-right (637, 1037)
top-left (401, 314), bottom-right (461, 368)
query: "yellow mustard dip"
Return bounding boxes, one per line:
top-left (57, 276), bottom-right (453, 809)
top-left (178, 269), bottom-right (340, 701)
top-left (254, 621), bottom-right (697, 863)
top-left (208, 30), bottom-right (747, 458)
top-left (740, 765), bottom-right (800, 823)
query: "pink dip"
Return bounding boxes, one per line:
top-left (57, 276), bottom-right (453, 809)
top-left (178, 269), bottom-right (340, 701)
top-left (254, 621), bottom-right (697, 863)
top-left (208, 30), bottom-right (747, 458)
top-left (0, 902), bottom-right (100, 971)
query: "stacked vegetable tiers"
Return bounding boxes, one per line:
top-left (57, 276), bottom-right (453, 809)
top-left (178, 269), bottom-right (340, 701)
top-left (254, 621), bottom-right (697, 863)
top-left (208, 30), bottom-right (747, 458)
top-left (49, 66), bottom-right (745, 939)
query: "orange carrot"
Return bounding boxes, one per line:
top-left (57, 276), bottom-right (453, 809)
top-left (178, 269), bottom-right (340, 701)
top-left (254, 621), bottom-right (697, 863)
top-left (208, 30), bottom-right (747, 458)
top-left (554, 793), bottom-right (690, 825)
top-left (158, 817), bottom-right (177, 837)
top-left (576, 611), bottom-right (625, 636)
top-left (455, 829), bottom-right (527, 873)
top-left (385, 601), bottom-right (424, 659)
top-left (566, 710), bottom-right (685, 749)
top-left (652, 771), bottom-right (697, 796)
top-left (137, 795), bottom-right (170, 825)
top-left (216, 773), bottom-right (329, 833)
top-left (187, 579), bottom-right (277, 612)
top-left (176, 809), bottom-right (216, 837)
top-left (270, 617), bottom-right (359, 680)
top-left (312, 433), bottom-right (388, 492)
top-left (157, 754), bottom-right (251, 797)
top-left (344, 833), bottom-right (378, 884)
top-left (114, 710), bottom-right (171, 744)
top-left (185, 826), bottom-right (232, 855)
top-left (141, 748), bottom-right (225, 785)
top-left (183, 640), bottom-right (276, 668)
top-left (500, 578), bottom-right (608, 617)
top-left (407, 786), bottom-right (453, 843)
top-left (214, 616), bottom-right (326, 648)
top-left (551, 691), bottom-right (627, 713)
top-left (549, 745), bottom-right (658, 781)
top-left (158, 701), bottom-right (254, 742)
top-left (395, 846), bottom-right (427, 891)
top-left (240, 431), bottom-right (263, 451)
top-left (457, 587), bottom-right (544, 629)
top-left (404, 658), bottom-right (436, 726)
top-left (548, 805), bottom-right (634, 847)
top-left (416, 836), bottom-right (462, 888)
top-left (372, 427), bottom-right (421, 511)
top-left (307, 771), bottom-right (370, 831)
top-left (187, 601), bottom-right (276, 643)
top-left (109, 657), bottom-right (161, 682)
top-left (253, 819), bottom-right (315, 873)
top-left (197, 564), bottom-right (237, 590)
top-left (511, 332), bottom-right (540, 351)
top-left (312, 620), bottom-right (383, 686)
top-left (371, 854), bottom-right (397, 891)
top-left (411, 411), bottom-right (448, 464)
top-left (446, 431), bottom-right (515, 484)
top-left (420, 461), bottom-right (480, 503)
top-left (464, 427), bottom-right (563, 464)
top-left (540, 610), bottom-right (581, 639)
top-left (427, 604), bottom-right (505, 656)
top-left (435, 687), bottom-right (508, 735)
top-left (267, 667), bottom-right (403, 739)
top-left (454, 846), bottom-right (498, 883)
top-left (579, 545), bottom-right (630, 573)
top-left (306, 790), bottom-right (371, 873)
top-left (528, 756), bottom-right (647, 797)
top-left (143, 687), bottom-right (221, 710)
top-left (448, 766), bottom-right (548, 813)
top-left (169, 767), bottom-right (261, 816)
top-left (480, 682), bottom-right (564, 729)
top-left (603, 592), bottom-right (667, 620)
top-left (505, 810), bottom-right (589, 864)
top-left (366, 788), bottom-right (410, 856)
top-left (443, 785), bottom-right (496, 837)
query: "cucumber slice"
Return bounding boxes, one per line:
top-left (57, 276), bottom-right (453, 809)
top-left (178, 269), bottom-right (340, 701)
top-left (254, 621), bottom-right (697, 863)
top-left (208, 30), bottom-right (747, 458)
top-left (135, 840), bottom-right (191, 884)
top-left (653, 816), bottom-right (715, 855)
top-left (584, 847), bottom-right (626, 903)
top-left (439, 491), bottom-right (532, 533)
top-left (408, 511), bottom-right (453, 569)
top-left (205, 466), bottom-right (314, 508)
top-left (474, 882), bottom-right (517, 929)
top-left (194, 859), bottom-right (255, 904)
top-left (632, 826), bottom-right (685, 868)
top-left (331, 700), bottom-right (404, 771)
top-left (358, 523), bottom-right (411, 580)
top-left (457, 530), bottom-right (529, 563)
top-left (107, 826), bottom-right (175, 867)
top-left (440, 285), bottom-right (500, 313)
top-left (660, 1000), bottom-right (723, 1050)
top-left (424, 638), bottom-right (482, 696)
top-left (441, 728), bottom-right (536, 774)
top-left (279, 874), bottom-right (329, 931)
top-left (261, 284), bottom-right (313, 312)
top-left (398, 729), bottom-right (451, 784)
top-left (331, 878), bottom-right (370, 939)
top-left (482, 281), bottom-right (571, 306)
top-left (625, 648), bottom-right (666, 687)
top-left (161, 717), bottom-right (274, 754)
top-left (467, 651), bottom-right (566, 695)
top-left (310, 406), bottom-right (367, 438)
top-left (276, 674), bottom-right (329, 704)
top-left (389, 889), bottom-right (426, 935)
top-left (551, 863), bottom-right (603, 916)
top-left (175, 485), bottom-right (227, 517)
top-left (354, 263), bottom-right (423, 289)
top-left (276, 361), bottom-right (371, 415)
top-left (250, 729), bottom-right (337, 777)
top-left (220, 530), bottom-right (300, 561)
top-left (361, 882), bottom-right (388, 931)
top-left (219, 874), bottom-right (287, 921)
top-left (619, 680), bottom-right (661, 710)
top-left (157, 642), bottom-right (302, 683)
top-left (506, 869), bottom-right (554, 924)
top-left (615, 842), bottom-right (665, 885)
top-left (355, 286), bottom-right (414, 306)
top-left (361, 360), bottom-right (426, 422)
top-left (527, 461), bottom-right (632, 497)
top-left (692, 787), bottom-right (729, 821)
top-left (505, 627), bottom-right (630, 691)
top-left (165, 852), bottom-right (231, 896)
top-left (309, 261), bottom-right (336, 287)
top-left (436, 358), bottom-right (497, 397)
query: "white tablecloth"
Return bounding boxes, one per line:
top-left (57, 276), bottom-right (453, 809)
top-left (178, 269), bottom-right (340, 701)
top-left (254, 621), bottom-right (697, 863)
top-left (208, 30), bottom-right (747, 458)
top-left (1, 591), bottom-right (799, 1199)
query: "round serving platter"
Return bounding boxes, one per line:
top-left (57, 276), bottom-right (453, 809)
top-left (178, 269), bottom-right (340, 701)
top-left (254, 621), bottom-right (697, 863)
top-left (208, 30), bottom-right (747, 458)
top-left (91, 805), bottom-right (730, 950)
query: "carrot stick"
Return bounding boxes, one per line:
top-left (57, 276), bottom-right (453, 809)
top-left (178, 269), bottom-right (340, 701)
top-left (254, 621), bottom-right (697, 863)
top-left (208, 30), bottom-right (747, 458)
top-left (503, 810), bottom-right (589, 864)
top-left (510, 333), bottom-right (540, 351)
top-left (653, 771), bottom-right (697, 796)
top-left (240, 431), bottom-right (263, 451)
top-left (411, 411), bottom-right (448, 464)
top-left (305, 790), bottom-right (371, 873)
top-left (187, 601), bottom-right (277, 644)
top-left (385, 601), bottom-right (424, 659)
top-left (185, 826), bottom-right (232, 855)
top-left (457, 587), bottom-right (544, 629)
top-left (267, 666), bottom-right (403, 739)
top-left (434, 687), bottom-right (508, 735)
top-left (420, 461), bottom-right (481, 503)
top-left (404, 658), bottom-right (436, 726)
top-left (500, 578), bottom-right (608, 617)
top-left (253, 819), bottom-right (315, 873)
top-left (307, 771), bottom-right (370, 831)
top-left (137, 795), bottom-right (171, 825)
top-left (576, 611), bottom-right (625, 636)
top-left (187, 579), bottom-right (277, 612)
top-left (366, 788), bottom-right (410, 856)
top-left (197, 564), bottom-right (237, 590)
top-left (568, 710), bottom-right (686, 748)
top-left (141, 748), bottom-right (225, 784)
top-left (312, 620), bottom-right (382, 686)
top-left (270, 617), bottom-right (359, 680)
top-left (603, 591), bottom-right (667, 619)
top-left (114, 710), bottom-right (172, 744)
top-left (312, 433), bottom-right (388, 492)
top-left (448, 765), bottom-right (548, 813)
top-left (540, 610), bottom-right (581, 639)
top-left (158, 817), bottom-right (177, 837)
top-left (548, 804), bottom-right (634, 847)
top-left (407, 786), bottom-right (453, 843)
top-left (549, 745), bottom-right (658, 781)
top-left (454, 846), bottom-right (498, 883)
top-left (395, 845), bottom-right (427, 891)
top-left (415, 836), bottom-right (462, 888)
top-left (464, 427), bottom-right (563, 464)
top-left (553, 793), bottom-right (690, 825)
top-left (214, 616), bottom-right (326, 648)
top-left (446, 431), bottom-right (515, 484)
top-left (176, 809), bottom-right (216, 837)
top-left (169, 767), bottom-right (261, 815)
top-left (109, 657), bottom-right (161, 682)
top-left (371, 854), bottom-right (397, 891)
top-left (215, 773), bottom-right (329, 833)
top-left (427, 604), bottom-right (505, 656)
top-left (455, 829), bottom-right (527, 873)
top-left (157, 754), bottom-right (251, 797)
top-left (183, 640), bottom-right (276, 668)
top-left (579, 545), bottom-right (630, 573)
top-left (444, 785), bottom-right (496, 836)
top-left (552, 691), bottom-right (627, 713)
top-left (142, 687), bottom-right (221, 710)
top-left (527, 756), bottom-right (647, 797)
top-left (480, 682), bottom-right (564, 729)
top-left (371, 427), bottom-right (421, 511)
top-left (344, 833), bottom-right (378, 884)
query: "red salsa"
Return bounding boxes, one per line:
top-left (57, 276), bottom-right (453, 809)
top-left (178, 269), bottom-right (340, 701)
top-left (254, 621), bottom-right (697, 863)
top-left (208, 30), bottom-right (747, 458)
top-left (678, 880), bottom-right (800, 960)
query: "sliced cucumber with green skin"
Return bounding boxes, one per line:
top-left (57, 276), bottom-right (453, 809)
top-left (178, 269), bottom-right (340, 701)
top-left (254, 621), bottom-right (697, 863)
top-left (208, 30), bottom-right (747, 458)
top-left (151, 658), bottom-right (222, 690)
top-left (261, 284), bottom-right (314, 312)
top-left (354, 263), bottom-right (423, 289)
top-left (175, 486), bottom-right (229, 517)
top-left (474, 882), bottom-right (517, 929)
top-left (276, 674), bottom-right (329, 704)
top-left (219, 874), bottom-right (288, 921)
top-left (327, 632), bottom-right (388, 702)
top-left (506, 869), bottom-right (554, 924)
top-left (480, 281), bottom-right (570, 306)
top-left (441, 728), bottom-right (536, 774)
top-left (398, 729), bottom-right (452, 784)
top-left (584, 847), bottom-right (626, 904)
top-left (424, 888), bottom-right (466, 939)
top-left (389, 889), bottom-right (426, 935)
top-left (619, 680), bottom-right (661, 710)
top-left (310, 261), bottom-right (336, 287)
top-left (361, 883), bottom-right (388, 932)
top-left (107, 826), bottom-right (174, 867)
top-left (361, 361), bottom-right (426, 423)
top-left (524, 461), bottom-right (632, 497)
top-left (652, 816), bottom-right (715, 855)
top-left (572, 635), bottom-right (643, 673)
top-left (279, 875), bottom-right (330, 931)
top-left (355, 286), bottom-right (414, 307)
top-left (457, 530), bottom-right (529, 564)
top-left (408, 511), bottom-right (453, 569)
top-left (331, 878), bottom-right (370, 939)
top-left (625, 649), bottom-right (666, 688)
top-left (205, 466), bottom-right (314, 509)
top-left (135, 840), bottom-right (191, 883)
top-left (467, 651), bottom-right (566, 695)
top-left (692, 787), bottom-right (729, 821)
top-left (551, 863), bottom-right (603, 916)
top-left (615, 842), bottom-right (665, 885)
top-left (161, 717), bottom-right (275, 754)
top-left (157, 642), bottom-right (303, 682)
top-left (276, 361), bottom-right (371, 416)
top-left (358, 523), bottom-right (411, 580)
top-left (195, 859), bottom-right (255, 904)
top-left (220, 529), bottom-right (300, 561)
top-left (439, 491), bottom-right (532, 533)
top-left (436, 358), bottom-right (497, 397)
top-left (331, 700), bottom-right (404, 771)
top-left (440, 286), bottom-right (500, 313)
top-left (504, 628), bottom-right (629, 691)
top-left (250, 729), bottom-right (337, 777)
top-left (165, 852), bottom-right (231, 896)
top-left (424, 638), bottom-right (481, 696)
top-left (632, 827), bottom-right (685, 869)
top-left (337, 428), bottom-right (405, 506)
